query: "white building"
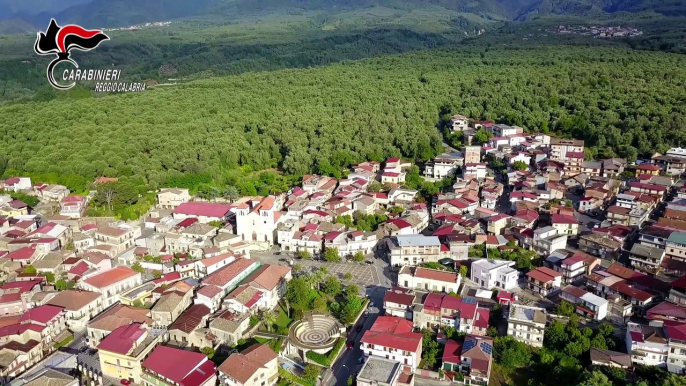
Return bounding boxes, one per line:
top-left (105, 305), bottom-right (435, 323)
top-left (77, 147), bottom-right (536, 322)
top-left (507, 304), bottom-right (546, 348)
top-left (626, 322), bottom-right (669, 368)
top-left (470, 259), bottom-right (518, 290)
top-left (235, 195), bottom-right (284, 247)
top-left (532, 226), bottom-right (568, 256)
top-left (78, 266), bottom-right (142, 307)
top-left (157, 188), bottom-right (191, 209)
top-left (389, 235), bottom-right (442, 267)
top-left (450, 114), bottom-right (469, 132)
top-left (398, 266), bottom-right (460, 294)
top-left (360, 316), bottom-right (423, 372)
top-left (463, 163), bottom-right (487, 180)
top-left (424, 153), bottom-right (464, 179)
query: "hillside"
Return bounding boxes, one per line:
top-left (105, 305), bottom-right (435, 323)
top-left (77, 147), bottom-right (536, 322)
top-left (3, 0), bottom-right (685, 29)
top-left (1, 46), bottom-right (684, 188)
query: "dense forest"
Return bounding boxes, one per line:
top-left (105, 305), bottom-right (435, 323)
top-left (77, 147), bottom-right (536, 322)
top-left (1, 45), bottom-right (685, 191)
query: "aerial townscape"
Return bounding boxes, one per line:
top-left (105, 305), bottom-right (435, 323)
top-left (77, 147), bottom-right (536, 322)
top-left (1, 115), bottom-right (686, 386)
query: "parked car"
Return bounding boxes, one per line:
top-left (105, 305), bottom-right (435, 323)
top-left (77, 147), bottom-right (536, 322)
top-left (363, 311), bottom-right (370, 318)
top-left (120, 380), bottom-right (131, 386)
top-left (356, 324), bottom-right (363, 332)
top-left (357, 357), bottom-right (365, 364)
top-left (347, 341), bottom-right (354, 350)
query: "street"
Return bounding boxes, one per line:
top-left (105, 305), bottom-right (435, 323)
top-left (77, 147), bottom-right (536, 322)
top-left (330, 285), bottom-right (387, 386)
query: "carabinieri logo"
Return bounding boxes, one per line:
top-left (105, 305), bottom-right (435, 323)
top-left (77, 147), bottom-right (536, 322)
top-left (34, 19), bottom-right (109, 90)
top-left (34, 19), bottom-right (146, 92)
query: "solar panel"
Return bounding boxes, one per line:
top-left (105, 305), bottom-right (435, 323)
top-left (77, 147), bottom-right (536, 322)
top-left (480, 342), bottom-right (493, 354)
top-left (463, 340), bottom-right (476, 351)
top-left (463, 298), bottom-right (477, 304)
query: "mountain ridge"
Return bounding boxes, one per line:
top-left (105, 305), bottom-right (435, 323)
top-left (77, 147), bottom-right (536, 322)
top-left (2, 0), bottom-right (684, 30)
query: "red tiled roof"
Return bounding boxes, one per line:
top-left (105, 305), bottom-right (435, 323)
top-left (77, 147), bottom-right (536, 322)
top-left (361, 316), bottom-right (422, 352)
top-left (551, 214), bottom-right (578, 225)
top-left (414, 268), bottom-right (458, 283)
top-left (637, 164), bottom-right (660, 171)
top-left (197, 285), bottom-right (223, 298)
top-left (217, 344), bottom-right (277, 384)
top-left (173, 202), bottom-right (233, 218)
top-left (610, 282), bottom-right (653, 302)
top-left (19, 305), bottom-right (63, 324)
top-left (4, 247), bottom-right (36, 261)
top-left (384, 290), bottom-right (414, 306)
top-left (443, 339), bottom-right (463, 365)
top-left (169, 304), bottom-right (210, 333)
top-left (97, 323), bottom-right (146, 354)
top-left (175, 217), bottom-right (198, 228)
top-left (527, 268), bottom-right (557, 283)
top-left (630, 182), bottom-right (666, 192)
top-left (387, 219), bottom-right (412, 229)
top-left (143, 345), bottom-right (215, 386)
top-left (474, 308), bottom-right (490, 329)
top-left (69, 261), bottom-right (90, 276)
top-left (83, 266), bottom-right (139, 289)
top-left (647, 301), bottom-right (686, 321)
top-left (666, 323), bottom-right (686, 341)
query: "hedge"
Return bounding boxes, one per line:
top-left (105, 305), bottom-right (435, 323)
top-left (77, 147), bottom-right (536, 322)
top-left (278, 367), bottom-right (311, 386)
top-left (328, 338), bottom-right (346, 363)
top-left (306, 350), bottom-right (331, 366)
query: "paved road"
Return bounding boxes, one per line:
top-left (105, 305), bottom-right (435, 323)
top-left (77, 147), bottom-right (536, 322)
top-left (331, 286), bottom-right (387, 386)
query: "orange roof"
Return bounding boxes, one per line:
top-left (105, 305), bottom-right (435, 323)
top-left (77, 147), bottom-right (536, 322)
top-left (83, 266), bottom-right (139, 289)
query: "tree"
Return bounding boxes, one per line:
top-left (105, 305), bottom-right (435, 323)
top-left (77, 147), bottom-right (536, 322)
top-left (293, 263), bottom-right (303, 273)
top-left (578, 370), bottom-right (613, 386)
top-left (324, 248), bottom-right (341, 262)
top-left (345, 284), bottom-right (360, 298)
top-left (494, 336), bottom-right (531, 371)
top-left (421, 329), bottom-right (441, 369)
top-left (343, 273), bottom-right (353, 281)
top-left (208, 220), bottom-right (223, 228)
top-left (297, 251), bottom-right (311, 260)
top-left (223, 186), bottom-right (240, 202)
top-left (340, 296), bottom-right (363, 325)
top-left (44, 272), bottom-right (55, 283)
top-left (352, 251), bottom-right (365, 263)
top-left (322, 276), bottom-right (342, 296)
top-left (99, 184), bottom-right (116, 211)
top-left (473, 128), bottom-right (493, 145)
top-left (544, 320), bottom-right (568, 350)
top-left (302, 365), bottom-right (320, 384)
top-left (368, 182), bottom-right (382, 192)
top-left (152, 270), bottom-right (162, 279)
top-left (486, 326), bottom-right (498, 338)
top-left (459, 265), bottom-right (468, 278)
top-left (512, 160), bottom-right (528, 171)
top-left (201, 346), bottom-right (215, 359)
top-left (22, 265), bottom-right (36, 275)
top-left (262, 310), bottom-right (277, 332)
top-left (313, 296), bottom-right (328, 312)
top-left (286, 277), bottom-right (310, 313)
top-left (55, 279), bottom-right (67, 291)
top-left (556, 300), bottom-right (575, 316)
top-left (347, 375), bottom-right (354, 386)
top-left (131, 262), bottom-right (145, 274)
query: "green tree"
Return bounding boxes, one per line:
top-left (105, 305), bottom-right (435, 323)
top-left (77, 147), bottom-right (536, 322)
top-left (557, 300), bottom-right (575, 316)
top-left (302, 365), bottom-right (321, 384)
top-left (368, 182), bottom-right (382, 192)
top-left (459, 265), bottom-right (468, 278)
top-left (494, 336), bottom-right (531, 371)
top-left (324, 248), bottom-right (341, 262)
top-left (201, 346), bottom-right (215, 359)
top-left (22, 265), bottom-right (36, 275)
top-left (44, 272), bottom-right (55, 283)
top-left (152, 270), bottom-right (162, 279)
top-left (345, 284), bottom-right (360, 298)
top-left (131, 262), bottom-right (145, 274)
top-left (293, 263), bottom-right (303, 273)
top-left (208, 220), bottom-right (223, 228)
top-left (343, 273), bottom-right (353, 281)
top-left (322, 276), bottom-right (342, 296)
top-left (486, 326), bottom-right (498, 338)
top-left (286, 277), bottom-right (311, 313)
top-left (340, 296), bottom-right (363, 325)
top-left (347, 375), bottom-right (354, 386)
top-left (313, 296), bottom-right (328, 312)
top-left (512, 160), bottom-right (528, 171)
top-left (352, 251), bottom-right (365, 263)
top-left (578, 370), bottom-right (613, 386)
top-left (473, 128), bottom-right (493, 145)
top-left (297, 250), bottom-right (311, 260)
top-left (55, 279), bottom-right (67, 291)
top-left (262, 310), bottom-right (277, 332)
top-left (223, 186), bottom-right (240, 202)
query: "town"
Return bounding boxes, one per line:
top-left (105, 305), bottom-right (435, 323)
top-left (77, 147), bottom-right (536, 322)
top-left (553, 25), bottom-right (644, 38)
top-left (0, 115), bottom-right (685, 386)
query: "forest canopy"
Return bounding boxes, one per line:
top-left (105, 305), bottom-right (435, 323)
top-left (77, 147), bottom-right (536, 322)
top-left (1, 45), bottom-right (685, 188)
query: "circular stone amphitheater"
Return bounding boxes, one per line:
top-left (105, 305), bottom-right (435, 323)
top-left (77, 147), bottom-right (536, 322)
top-left (288, 311), bottom-right (344, 354)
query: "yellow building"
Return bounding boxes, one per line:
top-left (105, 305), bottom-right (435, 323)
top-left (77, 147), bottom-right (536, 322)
top-left (97, 322), bottom-right (161, 383)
